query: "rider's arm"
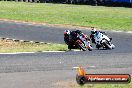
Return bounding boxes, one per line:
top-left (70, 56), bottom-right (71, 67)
top-left (90, 34), bottom-right (96, 43)
top-left (100, 31), bottom-right (107, 35)
top-left (64, 35), bottom-right (70, 45)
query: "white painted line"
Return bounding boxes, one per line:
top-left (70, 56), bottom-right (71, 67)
top-left (6, 38), bottom-right (13, 40)
top-left (73, 50), bottom-right (81, 51)
top-left (6, 38), bottom-right (10, 39)
top-left (29, 41), bottom-right (34, 43)
top-left (112, 30), bottom-right (132, 34)
top-left (72, 66), bottom-right (96, 69)
top-left (65, 50), bottom-right (81, 52)
top-left (40, 42), bottom-right (44, 44)
top-left (72, 67), bottom-right (79, 69)
top-left (0, 52), bottom-right (36, 55)
top-left (88, 66), bottom-right (96, 68)
top-left (46, 43), bottom-right (51, 44)
top-left (112, 30), bottom-right (122, 33)
top-left (41, 51), bottom-right (65, 53)
top-left (0, 51), bottom-right (66, 54)
top-left (16, 52), bottom-right (36, 54)
top-left (12, 39), bottom-right (17, 41)
top-left (0, 53), bottom-right (18, 55)
top-left (126, 31), bottom-right (132, 33)
top-left (20, 40), bottom-right (24, 42)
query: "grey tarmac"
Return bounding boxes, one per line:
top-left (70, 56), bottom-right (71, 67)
top-left (0, 21), bottom-right (132, 88)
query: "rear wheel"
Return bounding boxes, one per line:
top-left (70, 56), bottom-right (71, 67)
top-left (88, 48), bottom-right (92, 51)
top-left (68, 44), bottom-right (78, 50)
top-left (96, 44), bottom-right (100, 49)
top-left (68, 45), bottom-right (72, 50)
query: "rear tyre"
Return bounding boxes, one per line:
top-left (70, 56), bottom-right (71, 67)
top-left (96, 44), bottom-right (100, 49)
top-left (88, 48), bottom-right (92, 51)
top-left (68, 45), bottom-right (72, 50)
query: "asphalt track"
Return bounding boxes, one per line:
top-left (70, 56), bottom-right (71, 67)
top-left (0, 21), bottom-right (132, 88)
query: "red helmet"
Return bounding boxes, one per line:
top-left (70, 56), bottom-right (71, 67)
top-left (64, 30), bottom-right (70, 35)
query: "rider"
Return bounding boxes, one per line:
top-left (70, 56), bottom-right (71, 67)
top-left (90, 27), bottom-right (107, 44)
top-left (64, 30), bottom-right (90, 49)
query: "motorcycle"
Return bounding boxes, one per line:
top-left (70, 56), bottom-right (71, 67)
top-left (68, 34), bottom-right (93, 51)
top-left (94, 32), bottom-right (115, 49)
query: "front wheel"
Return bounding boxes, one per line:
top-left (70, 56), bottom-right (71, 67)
top-left (88, 45), bottom-right (93, 51)
top-left (111, 44), bottom-right (115, 49)
top-left (103, 40), bottom-right (114, 49)
top-left (77, 41), bottom-right (87, 51)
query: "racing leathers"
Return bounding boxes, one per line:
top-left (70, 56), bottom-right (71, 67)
top-left (64, 30), bottom-right (90, 49)
top-left (90, 31), bottom-right (107, 44)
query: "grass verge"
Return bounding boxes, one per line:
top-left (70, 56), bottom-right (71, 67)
top-left (56, 81), bottom-right (132, 88)
top-left (55, 80), bottom-right (132, 88)
top-left (76, 82), bottom-right (132, 88)
top-left (0, 1), bottom-right (132, 31)
top-left (0, 40), bottom-right (67, 53)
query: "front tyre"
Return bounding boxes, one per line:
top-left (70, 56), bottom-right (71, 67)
top-left (88, 45), bottom-right (93, 51)
top-left (77, 41), bottom-right (87, 51)
top-left (111, 44), bottom-right (115, 49)
top-left (103, 40), bottom-right (113, 49)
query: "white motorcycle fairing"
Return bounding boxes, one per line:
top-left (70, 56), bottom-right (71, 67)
top-left (94, 32), bottom-right (115, 49)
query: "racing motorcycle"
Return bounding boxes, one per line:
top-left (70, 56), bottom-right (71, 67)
top-left (68, 34), bottom-right (93, 51)
top-left (94, 32), bottom-right (115, 49)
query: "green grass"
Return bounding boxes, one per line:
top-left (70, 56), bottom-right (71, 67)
top-left (0, 40), bottom-right (67, 53)
top-left (76, 82), bottom-right (132, 88)
top-left (0, 1), bottom-right (132, 31)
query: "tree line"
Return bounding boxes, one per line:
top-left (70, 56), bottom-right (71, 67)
top-left (0, 0), bottom-right (131, 7)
